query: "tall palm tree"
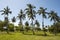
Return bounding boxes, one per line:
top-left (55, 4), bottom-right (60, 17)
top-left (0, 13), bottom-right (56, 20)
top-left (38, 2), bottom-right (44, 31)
top-left (37, 7), bottom-right (47, 36)
top-left (25, 4), bottom-right (36, 35)
top-left (48, 10), bottom-right (60, 35)
top-left (17, 9), bottom-right (25, 34)
top-left (17, 9), bottom-right (25, 26)
top-left (0, 6), bottom-right (12, 33)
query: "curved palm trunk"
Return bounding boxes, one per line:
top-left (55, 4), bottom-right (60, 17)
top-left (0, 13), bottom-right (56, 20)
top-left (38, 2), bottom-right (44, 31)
top-left (42, 16), bottom-right (47, 36)
top-left (13, 22), bottom-right (16, 32)
top-left (20, 18), bottom-right (24, 34)
top-left (54, 20), bottom-right (57, 36)
top-left (20, 18), bottom-right (22, 25)
top-left (7, 21), bottom-right (9, 34)
top-left (5, 16), bottom-right (9, 34)
top-left (42, 17), bottom-right (44, 29)
top-left (32, 19), bottom-right (35, 35)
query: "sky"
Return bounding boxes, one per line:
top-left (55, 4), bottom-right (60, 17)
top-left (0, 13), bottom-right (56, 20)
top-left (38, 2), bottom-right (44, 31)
top-left (0, 0), bottom-right (60, 28)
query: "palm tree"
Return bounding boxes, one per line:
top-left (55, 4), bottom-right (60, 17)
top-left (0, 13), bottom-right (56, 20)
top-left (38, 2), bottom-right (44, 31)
top-left (17, 9), bottom-right (25, 34)
top-left (0, 6), bottom-right (12, 33)
top-left (25, 4), bottom-right (36, 35)
top-left (37, 7), bottom-right (47, 36)
top-left (48, 10), bottom-right (60, 35)
top-left (17, 9), bottom-right (25, 25)
top-left (48, 11), bottom-right (59, 23)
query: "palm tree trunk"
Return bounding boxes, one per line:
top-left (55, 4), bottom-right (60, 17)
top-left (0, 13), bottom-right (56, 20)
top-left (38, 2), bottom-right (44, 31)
top-left (20, 18), bottom-right (22, 25)
top-left (13, 22), bottom-right (16, 32)
top-left (42, 17), bottom-right (44, 29)
top-left (32, 19), bottom-right (35, 35)
top-left (54, 20), bottom-right (57, 36)
top-left (20, 18), bottom-right (24, 34)
top-left (42, 16), bottom-right (47, 36)
top-left (7, 22), bottom-right (9, 34)
top-left (6, 17), bottom-right (9, 34)
top-left (4, 15), bottom-right (9, 34)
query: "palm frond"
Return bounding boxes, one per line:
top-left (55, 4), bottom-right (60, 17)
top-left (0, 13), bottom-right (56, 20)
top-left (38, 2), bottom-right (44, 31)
top-left (40, 7), bottom-right (43, 9)
top-left (0, 10), bottom-right (4, 12)
top-left (32, 10), bottom-right (36, 14)
top-left (1, 13), bottom-right (4, 15)
top-left (37, 10), bottom-right (41, 15)
top-left (26, 10), bottom-right (30, 14)
top-left (25, 8), bottom-right (29, 11)
top-left (4, 8), bottom-right (6, 11)
top-left (9, 11), bottom-right (12, 14)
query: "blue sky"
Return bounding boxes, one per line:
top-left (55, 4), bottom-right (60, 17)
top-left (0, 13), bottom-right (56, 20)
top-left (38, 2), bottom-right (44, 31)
top-left (0, 0), bottom-right (60, 28)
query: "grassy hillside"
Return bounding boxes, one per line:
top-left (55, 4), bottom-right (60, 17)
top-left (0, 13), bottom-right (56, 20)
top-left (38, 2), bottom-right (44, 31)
top-left (0, 31), bottom-right (60, 40)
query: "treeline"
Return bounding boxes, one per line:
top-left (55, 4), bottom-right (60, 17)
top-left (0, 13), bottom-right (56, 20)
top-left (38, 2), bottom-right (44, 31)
top-left (0, 4), bottom-right (60, 36)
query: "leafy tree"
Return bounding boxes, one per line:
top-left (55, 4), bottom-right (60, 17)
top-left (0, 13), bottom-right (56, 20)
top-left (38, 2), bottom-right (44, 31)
top-left (35, 20), bottom-right (40, 28)
top-left (25, 21), bottom-right (30, 32)
top-left (15, 26), bottom-right (20, 31)
top-left (12, 16), bottom-right (16, 31)
top-left (25, 21), bottom-right (29, 26)
top-left (55, 22), bottom-right (60, 32)
top-left (0, 21), bottom-right (4, 31)
top-left (12, 17), bottom-right (16, 22)
top-left (49, 22), bottom-right (60, 33)
top-left (8, 23), bottom-right (14, 32)
top-left (35, 20), bottom-right (41, 31)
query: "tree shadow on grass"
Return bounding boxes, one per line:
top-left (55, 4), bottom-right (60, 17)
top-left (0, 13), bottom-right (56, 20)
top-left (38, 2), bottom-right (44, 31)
top-left (23, 33), bottom-right (33, 35)
top-left (23, 33), bottom-right (60, 37)
top-left (23, 33), bottom-right (48, 36)
top-left (0, 31), bottom-right (15, 35)
top-left (35, 34), bottom-right (47, 36)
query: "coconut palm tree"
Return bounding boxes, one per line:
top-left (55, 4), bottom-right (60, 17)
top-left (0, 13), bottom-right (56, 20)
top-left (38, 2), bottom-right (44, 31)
top-left (25, 4), bottom-right (36, 35)
top-left (37, 7), bottom-right (47, 36)
top-left (48, 10), bottom-right (60, 35)
top-left (17, 9), bottom-right (25, 25)
top-left (48, 11), bottom-right (59, 23)
top-left (17, 9), bottom-right (25, 34)
top-left (0, 6), bottom-right (12, 33)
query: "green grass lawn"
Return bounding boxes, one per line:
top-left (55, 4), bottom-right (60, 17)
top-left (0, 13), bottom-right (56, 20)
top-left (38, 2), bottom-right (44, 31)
top-left (0, 31), bottom-right (60, 40)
